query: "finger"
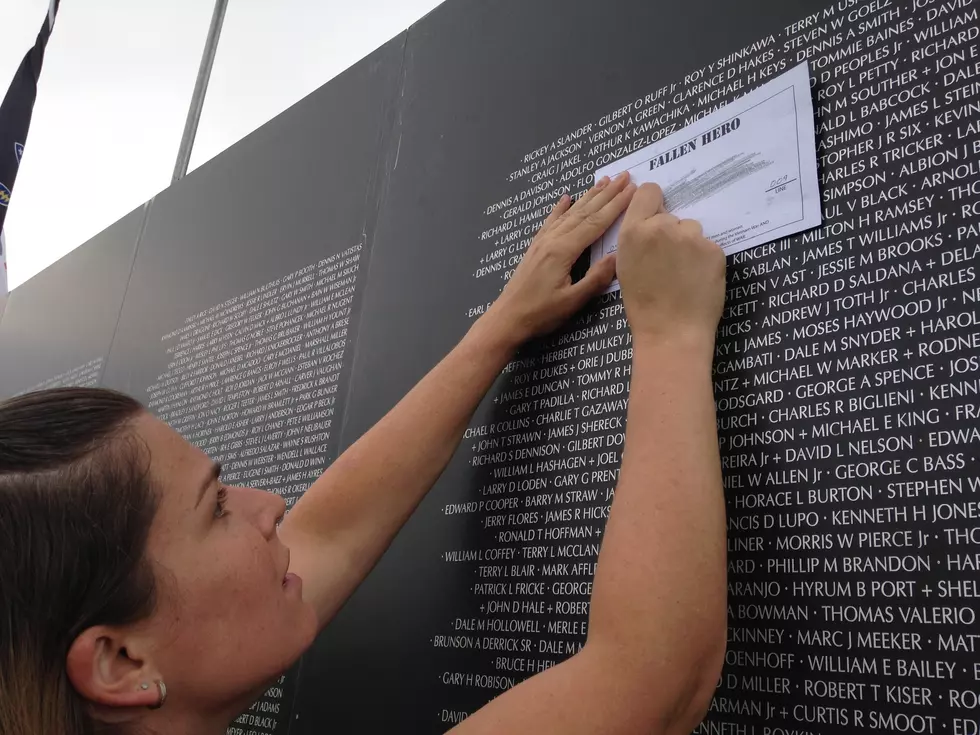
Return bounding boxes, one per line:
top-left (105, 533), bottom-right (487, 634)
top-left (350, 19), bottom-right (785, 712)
top-left (653, 212), bottom-right (680, 228)
top-left (679, 218), bottom-right (704, 237)
top-left (568, 253), bottom-right (617, 304)
top-left (566, 174), bottom-right (613, 216)
top-left (558, 182), bottom-right (638, 259)
top-left (556, 171), bottom-right (632, 235)
top-left (622, 183), bottom-right (665, 227)
top-left (541, 194), bottom-right (572, 232)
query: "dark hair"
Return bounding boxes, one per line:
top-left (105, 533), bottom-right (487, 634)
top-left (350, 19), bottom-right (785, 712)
top-left (0, 387), bottom-right (158, 735)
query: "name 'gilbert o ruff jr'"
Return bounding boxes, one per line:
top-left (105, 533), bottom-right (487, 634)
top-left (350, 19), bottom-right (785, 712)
top-left (649, 117), bottom-right (743, 170)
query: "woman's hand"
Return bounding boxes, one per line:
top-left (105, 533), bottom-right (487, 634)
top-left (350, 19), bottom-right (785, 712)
top-left (486, 172), bottom-right (637, 343)
top-left (617, 183), bottom-right (726, 356)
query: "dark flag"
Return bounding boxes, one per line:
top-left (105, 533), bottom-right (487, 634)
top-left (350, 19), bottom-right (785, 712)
top-left (0, 0), bottom-right (61, 295)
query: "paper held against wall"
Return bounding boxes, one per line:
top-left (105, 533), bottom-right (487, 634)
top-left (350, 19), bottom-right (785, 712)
top-left (592, 62), bottom-right (822, 291)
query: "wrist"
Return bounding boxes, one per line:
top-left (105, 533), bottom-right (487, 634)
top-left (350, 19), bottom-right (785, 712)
top-left (481, 300), bottom-right (531, 349)
top-left (470, 308), bottom-right (523, 359)
top-left (631, 327), bottom-right (716, 366)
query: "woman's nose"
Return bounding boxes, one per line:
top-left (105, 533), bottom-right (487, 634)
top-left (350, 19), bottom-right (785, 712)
top-left (243, 487), bottom-right (286, 539)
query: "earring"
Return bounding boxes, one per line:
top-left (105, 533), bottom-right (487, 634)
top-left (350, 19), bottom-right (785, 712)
top-left (147, 680), bottom-right (167, 710)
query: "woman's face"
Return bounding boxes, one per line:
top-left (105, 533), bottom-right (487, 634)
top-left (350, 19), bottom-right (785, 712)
top-left (136, 413), bottom-right (318, 714)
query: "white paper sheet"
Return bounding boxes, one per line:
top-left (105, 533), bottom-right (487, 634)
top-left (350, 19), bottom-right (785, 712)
top-left (592, 62), bottom-right (821, 292)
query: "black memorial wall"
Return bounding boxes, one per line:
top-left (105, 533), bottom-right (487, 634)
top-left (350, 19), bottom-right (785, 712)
top-left (0, 206), bottom-right (144, 397)
top-left (296, 0), bottom-right (980, 732)
top-left (1, 0), bottom-right (979, 733)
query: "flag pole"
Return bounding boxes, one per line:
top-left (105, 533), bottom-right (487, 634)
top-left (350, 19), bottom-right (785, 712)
top-left (172, 0), bottom-right (229, 183)
top-left (0, 0), bottom-right (61, 296)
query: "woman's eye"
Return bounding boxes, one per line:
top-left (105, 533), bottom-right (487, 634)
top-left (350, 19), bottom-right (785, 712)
top-left (214, 487), bottom-right (229, 519)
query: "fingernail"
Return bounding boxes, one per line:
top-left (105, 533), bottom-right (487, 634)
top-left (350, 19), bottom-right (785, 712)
top-left (617, 171), bottom-right (630, 183)
top-left (596, 176), bottom-right (610, 189)
top-left (560, 194), bottom-right (570, 205)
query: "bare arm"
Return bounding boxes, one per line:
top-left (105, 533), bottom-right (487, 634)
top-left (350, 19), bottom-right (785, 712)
top-left (280, 174), bottom-right (634, 626)
top-left (282, 313), bottom-right (516, 625)
top-left (452, 183), bottom-right (728, 734)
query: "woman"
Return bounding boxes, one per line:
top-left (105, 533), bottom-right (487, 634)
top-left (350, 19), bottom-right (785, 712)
top-left (0, 174), bottom-right (728, 735)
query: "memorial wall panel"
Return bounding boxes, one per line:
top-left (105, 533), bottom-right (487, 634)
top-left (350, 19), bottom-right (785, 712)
top-left (293, 0), bottom-right (980, 732)
top-left (0, 208), bottom-right (144, 398)
top-left (99, 36), bottom-right (407, 735)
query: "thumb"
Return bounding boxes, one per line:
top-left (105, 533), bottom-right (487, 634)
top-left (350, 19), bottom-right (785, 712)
top-left (569, 254), bottom-right (617, 304)
top-left (623, 183), bottom-right (665, 227)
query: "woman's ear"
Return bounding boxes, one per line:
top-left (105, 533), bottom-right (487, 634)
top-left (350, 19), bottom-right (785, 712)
top-left (66, 627), bottom-right (163, 709)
